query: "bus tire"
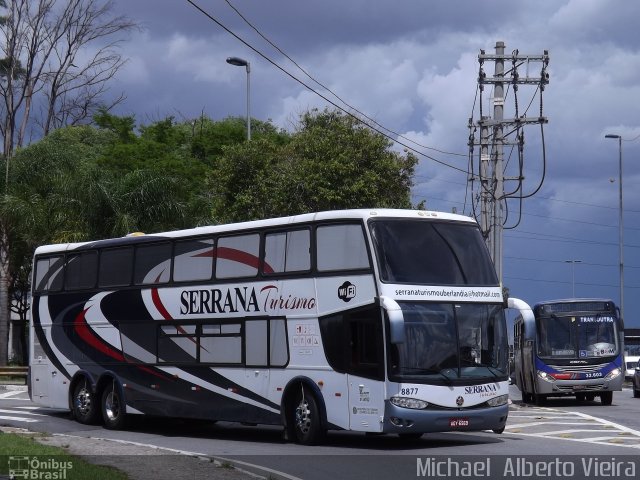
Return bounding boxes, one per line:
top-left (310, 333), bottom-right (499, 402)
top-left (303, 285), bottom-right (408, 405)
top-left (101, 382), bottom-right (127, 430)
top-left (72, 379), bottom-right (100, 425)
top-left (633, 388), bottom-right (640, 398)
top-left (292, 386), bottom-right (325, 445)
top-left (600, 391), bottom-right (613, 406)
top-left (576, 393), bottom-right (586, 402)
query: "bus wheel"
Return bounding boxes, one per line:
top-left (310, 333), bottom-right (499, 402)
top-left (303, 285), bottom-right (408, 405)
top-left (600, 391), bottom-right (613, 406)
top-left (576, 393), bottom-right (586, 402)
top-left (292, 386), bottom-right (325, 445)
top-left (585, 394), bottom-right (595, 401)
top-left (72, 380), bottom-right (100, 424)
top-left (101, 382), bottom-right (127, 430)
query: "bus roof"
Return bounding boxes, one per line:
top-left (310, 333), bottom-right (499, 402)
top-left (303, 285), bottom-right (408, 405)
top-left (534, 298), bottom-right (615, 307)
top-left (33, 208), bottom-right (477, 255)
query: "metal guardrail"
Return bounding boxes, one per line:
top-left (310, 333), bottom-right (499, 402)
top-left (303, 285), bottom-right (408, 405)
top-left (0, 366), bottom-right (28, 378)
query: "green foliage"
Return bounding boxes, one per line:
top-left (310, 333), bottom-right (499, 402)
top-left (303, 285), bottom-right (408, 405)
top-left (1, 108), bottom-right (418, 308)
top-left (209, 108), bottom-right (417, 222)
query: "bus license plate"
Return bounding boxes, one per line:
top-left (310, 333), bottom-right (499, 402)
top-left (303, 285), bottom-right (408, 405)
top-left (450, 418), bottom-right (469, 428)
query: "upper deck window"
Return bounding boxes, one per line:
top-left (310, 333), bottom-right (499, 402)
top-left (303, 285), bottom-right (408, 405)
top-left (65, 251), bottom-right (98, 290)
top-left (215, 234), bottom-right (260, 279)
top-left (34, 256), bottom-right (64, 292)
top-left (369, 219), bottom-right (498, 285)
top-left (264, 229), bottom-right (310, 274)
top-left (316, 224), bottom-right (370, 272)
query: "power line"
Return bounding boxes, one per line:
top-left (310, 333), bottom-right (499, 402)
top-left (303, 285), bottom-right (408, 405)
top-left (505, 255), bottom-right (640, 270)
top-left (185, 0), bottom-right (469, 174)
top-left (506, 230), bottom-right (640, 249)
top-left (222, 0), bottom-right (467, 159)
top-left (504, 275), bottom-right (640, 289)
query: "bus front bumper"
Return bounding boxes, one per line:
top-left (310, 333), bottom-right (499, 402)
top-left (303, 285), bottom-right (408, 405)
top-left (382, 401), bottom-right (508, 434)
top-left (536, 376), bottom-right (623, 395)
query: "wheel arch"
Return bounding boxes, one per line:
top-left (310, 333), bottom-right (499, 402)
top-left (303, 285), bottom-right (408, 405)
top-left (95, 371), bottom-right (127, 416)
top-left (68, 370), bottom-right (96, 412)
top-left (280, 376), bottom-right (328, 432)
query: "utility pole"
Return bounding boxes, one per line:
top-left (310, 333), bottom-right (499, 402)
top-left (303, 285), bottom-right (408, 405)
top-left (469, 41), bottom-right (550, 283)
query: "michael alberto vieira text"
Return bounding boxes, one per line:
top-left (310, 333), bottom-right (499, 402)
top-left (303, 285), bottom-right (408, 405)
top-left (416, 457), bottom-right (637, 478)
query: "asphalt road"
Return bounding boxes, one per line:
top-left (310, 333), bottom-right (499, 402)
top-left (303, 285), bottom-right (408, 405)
top-left (2, 383), bottom-right (640, 480)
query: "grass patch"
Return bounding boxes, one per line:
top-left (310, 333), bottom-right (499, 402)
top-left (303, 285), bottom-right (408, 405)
top-left (0, 431), bottom-right (129, 479)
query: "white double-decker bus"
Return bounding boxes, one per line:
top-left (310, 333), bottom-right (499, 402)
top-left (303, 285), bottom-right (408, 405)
top-left (29, 209), bottom-right (520, 444)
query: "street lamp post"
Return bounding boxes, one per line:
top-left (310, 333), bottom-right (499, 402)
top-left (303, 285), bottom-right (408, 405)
top-left (226, 56), bottom-right (251, 141)
top-left (564, 260), bottom-right (582, 297)
top-left (604, 134), bottom-right (623, 321)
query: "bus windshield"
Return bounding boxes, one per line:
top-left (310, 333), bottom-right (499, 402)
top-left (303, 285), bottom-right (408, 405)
top-left (388, 302), bottom-right (508, 382)
top-left (536, 314), bottom-right (620, 359)
top-left (369, 219), bottom-right (498, 285)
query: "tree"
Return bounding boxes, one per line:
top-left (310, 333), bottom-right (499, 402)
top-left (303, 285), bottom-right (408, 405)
top-left (1, 124), bottom-right (189, 362)
top-left (0, 0), bottom-right (136, 365)
top-left (209, 108), bottom-right (417, 223)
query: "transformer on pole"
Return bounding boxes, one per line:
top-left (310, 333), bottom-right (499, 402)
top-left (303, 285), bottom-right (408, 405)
top-left (468, 41), bottom-right (550, 283)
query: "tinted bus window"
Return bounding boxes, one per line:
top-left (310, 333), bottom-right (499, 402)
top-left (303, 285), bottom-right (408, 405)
top-left (99, 247), bottom-right (133, 287)
top-left (34, 256), bottom-right (64, 292)
top-left (264, 229), bottom-right (310, 274)
top-left (216, 234), bottom-right (260, 279)
top-left (134, 243), bottom-right (172, 285)
top-left (65, 252), bottom-right (98, 290)
top-left (317, 224), bottom-right (369, 271)
top-left (173, 238), bottom-right (214, 282)
top-left (370, 220), bottom-right (498, 285)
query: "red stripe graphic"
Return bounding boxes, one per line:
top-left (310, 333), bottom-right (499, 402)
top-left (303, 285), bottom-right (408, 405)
top-left (195, 246), bottom-right (274, 274)
top-left (151, 284), bottom-right (208, 353)
top-left (74, 307), bottom-right (165, 379)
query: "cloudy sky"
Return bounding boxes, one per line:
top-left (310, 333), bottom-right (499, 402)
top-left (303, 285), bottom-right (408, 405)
top-left (107, 0), bottom-right (640, 330)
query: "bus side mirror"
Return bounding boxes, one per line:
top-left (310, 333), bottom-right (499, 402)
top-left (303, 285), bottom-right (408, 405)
top-left (379, 296), bottom-right (405, 344)
top-left (508, 297), bottom-right (535, 324)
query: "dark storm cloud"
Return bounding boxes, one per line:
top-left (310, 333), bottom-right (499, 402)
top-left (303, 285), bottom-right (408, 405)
top-left (104, 0), bottom-right (640, 327)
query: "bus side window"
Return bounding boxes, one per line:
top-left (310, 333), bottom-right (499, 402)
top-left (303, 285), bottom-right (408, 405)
top-left (173, 238), bottom-right (214, 282)
top-left (216, 234), bottom-right (260, 279)
top-left (65, 252), bottom-right (98, 290)
top-left (134, 243), bottom-right (172, 285)
top-left (316, 224), bottom-right (370, 272)
top-left (34, 256), bottom-right (64, 292)
top-left (264, 229), bottom-right (310, 274)
top-left (99, 247), bottom-right (134, 287)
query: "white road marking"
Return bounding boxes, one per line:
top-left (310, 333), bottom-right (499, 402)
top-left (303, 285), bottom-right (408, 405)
top-left (0, 390), bottom-right (27, 399)
top-left (507, 405), bottom-right (640, 449)
top-left (0, 409), bottom-right (46, 417)
top-left (0, 415), bottom-right (38, 423)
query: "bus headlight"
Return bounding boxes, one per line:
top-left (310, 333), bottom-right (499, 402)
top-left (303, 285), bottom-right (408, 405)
top-left (486, 394), bottom-right (508, 407)
top-left (537, 370), bottom-right (553, 382)
top-left (390, 396), bottom-right (429, 409)
top-left (605, 368), bottom-right (621, 380)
